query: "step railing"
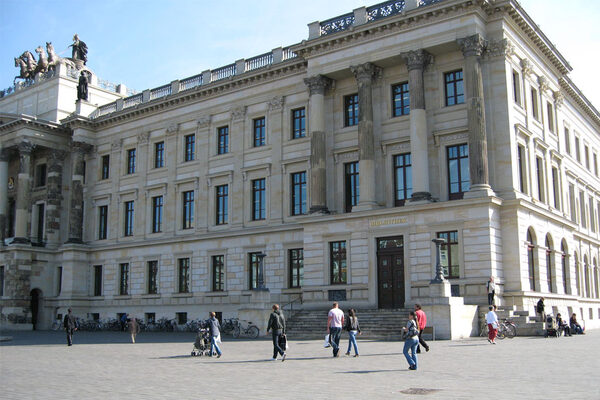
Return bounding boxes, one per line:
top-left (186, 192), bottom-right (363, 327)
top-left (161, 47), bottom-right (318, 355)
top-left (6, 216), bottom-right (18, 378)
top-left (281, 294), bottom-right (303, 318)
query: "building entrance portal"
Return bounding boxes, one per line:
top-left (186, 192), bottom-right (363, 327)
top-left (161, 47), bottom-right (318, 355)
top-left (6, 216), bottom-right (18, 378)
top-left (377, 236), bottom-right (405, 309)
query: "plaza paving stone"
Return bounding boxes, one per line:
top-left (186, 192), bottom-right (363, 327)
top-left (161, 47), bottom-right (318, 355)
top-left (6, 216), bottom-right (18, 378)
top-left (1, 330), bottom-right (599, 399)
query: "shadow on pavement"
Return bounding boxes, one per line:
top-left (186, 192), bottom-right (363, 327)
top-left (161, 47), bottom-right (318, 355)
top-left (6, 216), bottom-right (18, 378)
top-left (337, 369), bottom-right (406, 374)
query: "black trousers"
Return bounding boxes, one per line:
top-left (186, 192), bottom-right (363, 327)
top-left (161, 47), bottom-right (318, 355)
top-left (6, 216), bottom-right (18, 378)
top-left (66, 328), bottom-right (74, 346)
top-left (272, 330), bottom-right (285, 358)
top-left (416, 329), bottom-right (429, 353)
top-left (488, 291), bottom-right (495, 305)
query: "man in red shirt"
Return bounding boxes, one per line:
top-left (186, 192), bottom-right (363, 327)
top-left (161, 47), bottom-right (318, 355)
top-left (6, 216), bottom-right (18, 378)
top-left (414, 304), bottom-right (430, 353)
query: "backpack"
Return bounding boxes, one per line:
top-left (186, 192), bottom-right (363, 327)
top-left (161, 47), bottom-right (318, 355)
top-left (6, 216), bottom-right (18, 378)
top-left (407, 320), bottom-right (419, 337)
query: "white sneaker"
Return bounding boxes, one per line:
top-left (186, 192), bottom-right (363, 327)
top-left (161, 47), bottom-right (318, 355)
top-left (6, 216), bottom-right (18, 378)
top-left (272, 357), bottom-right (277, 361)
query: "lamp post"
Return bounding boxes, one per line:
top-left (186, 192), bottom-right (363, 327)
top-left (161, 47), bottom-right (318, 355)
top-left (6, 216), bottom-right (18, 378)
top-left (256, 252), bottom-right (267, 290)
top-left (431, 238), bottom-right (447, 283)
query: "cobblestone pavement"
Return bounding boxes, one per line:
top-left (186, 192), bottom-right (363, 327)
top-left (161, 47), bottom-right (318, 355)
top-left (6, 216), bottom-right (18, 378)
top-left (1, 330), bottom-right (599, 399)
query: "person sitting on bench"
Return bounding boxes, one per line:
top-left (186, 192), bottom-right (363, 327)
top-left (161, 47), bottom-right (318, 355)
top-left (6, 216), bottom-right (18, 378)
top-left (557, 313), bottom-right (571, 336)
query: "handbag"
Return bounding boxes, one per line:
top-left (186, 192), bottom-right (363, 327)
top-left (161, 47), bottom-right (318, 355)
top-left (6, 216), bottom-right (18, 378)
top-left (279, 333), bottom-right (289, 350)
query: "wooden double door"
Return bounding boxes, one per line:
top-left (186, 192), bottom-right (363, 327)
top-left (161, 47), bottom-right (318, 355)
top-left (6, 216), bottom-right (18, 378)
top-left (377, 236), bottom-right (405, 309)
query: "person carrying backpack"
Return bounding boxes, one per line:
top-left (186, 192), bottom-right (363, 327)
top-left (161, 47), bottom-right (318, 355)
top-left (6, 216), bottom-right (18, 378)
top-left (402, 311), bottom-right (420, 370)
top-left (266, 304), bottom-right (287, 361)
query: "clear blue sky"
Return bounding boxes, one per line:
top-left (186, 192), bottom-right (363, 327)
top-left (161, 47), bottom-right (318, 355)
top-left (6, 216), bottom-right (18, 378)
top-left (1, 0), bottom-right (599, 107)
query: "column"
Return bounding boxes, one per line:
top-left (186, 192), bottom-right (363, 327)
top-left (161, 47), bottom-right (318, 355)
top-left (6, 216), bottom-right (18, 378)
top-left (0, 147), bottom-right (9, 245)
top-left (45, 149), bottom-right (66, 245)
top-left (350, 62), bottom-right (379, 211)
top-left (304, 75), bottom-right (332, 214)
top-left (401, 49), bottom-right (433, 202)
top-left (66, 141), bottom-right (90, 243)
top-left (457, 34), bottom-right (494, 197)
top-left (13, 141), bottom-right (34, 243)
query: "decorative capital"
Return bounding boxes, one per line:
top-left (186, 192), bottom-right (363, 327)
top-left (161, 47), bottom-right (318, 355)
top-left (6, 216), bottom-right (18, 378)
top-left (304, 75), bottom-right (333, 96)
top-left (72, 141), bottom-right (92, 154)
top-left (484, 38), bottom-right (515, 58)
top-left (17, 141), bottom-right (35, 155)
top-left (520, 59), bottom-right (532, 76)
top-left (350, 62), bottom-right (381, 82)
top-left (197, 115), bottom-right (211, 128)
top-left (111, 139), bottom-right (123, 151)
top-left (268, 96), bottom-right (284, 111)
top-left (137, 131), bottom-right (150, 144)
top-left (231, 105), bottom-right (247, 121)
top-left (48, 149), bottom-right (67, 161)
top-left (400, 49), bottom-right (433, 71)
top-left (538, 76), bottom-right (550, 93)
top-left (457, 33), bottom-right (487, 58)
top-left (553, 90), bottom-right (564, 109)
top-left (166, 123), bottom-right (179, 136)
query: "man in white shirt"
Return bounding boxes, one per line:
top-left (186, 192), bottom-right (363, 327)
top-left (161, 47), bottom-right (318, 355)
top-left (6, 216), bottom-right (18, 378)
top-left (485, 305), bottom-right (499, 344)
top-left (327, 302), bottom-right (345, 357)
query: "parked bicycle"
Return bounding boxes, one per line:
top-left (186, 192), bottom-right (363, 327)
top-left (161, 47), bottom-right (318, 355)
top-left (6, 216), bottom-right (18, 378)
top-left (232, 319), bottom-right (260, 339)
top-left (221, 318), bottom-right (237, 336)
top-left (480, 319), bottom-right (517, 339)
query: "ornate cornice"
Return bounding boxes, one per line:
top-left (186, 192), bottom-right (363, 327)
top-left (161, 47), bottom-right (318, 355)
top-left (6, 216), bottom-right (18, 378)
top-left (400, 49), bottom-right (433, 71)
top-left (304, 75), bottom-right (333, 96)
top-left (457, 33), bottom-right (487, 58)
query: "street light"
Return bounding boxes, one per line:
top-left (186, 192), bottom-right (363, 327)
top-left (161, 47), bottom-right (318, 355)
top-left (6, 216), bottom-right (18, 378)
top-left (431, 238), bottom-right (447, 283)
top-left (256, 252), bottom-right (267, 290)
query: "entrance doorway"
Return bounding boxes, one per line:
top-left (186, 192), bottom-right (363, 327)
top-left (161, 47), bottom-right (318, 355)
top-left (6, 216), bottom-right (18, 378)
top-left (377, 236), bottom-right (405, 309)
top-left (30, 289), bottom-right (42, 330)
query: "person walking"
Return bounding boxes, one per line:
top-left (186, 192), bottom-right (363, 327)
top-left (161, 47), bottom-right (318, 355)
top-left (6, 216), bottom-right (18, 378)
top-left (402, 311), bottom-right (420, 370)
top-left (536, 297), bottom-right (545, 322)
top-left (63, 308), bottom-right (77, 346)
top-left (327, 302), bottom-right (345, 357)
top-left (414, 304), bottom-right (429, 353)
top-left (120, 313), bottom-right (128, 331)
top-left (344, 309), bottom-right (361, 357)
top-left (207, 312), bottom-right (222, 358)
top-left (486, 276), bottom-right (496, 306)
top-left (128, 315), bottom-right (138, 344)
top-left (485, 305), bottom-right (499, 344)
top-left (266, 304), bottom-right (287, 361)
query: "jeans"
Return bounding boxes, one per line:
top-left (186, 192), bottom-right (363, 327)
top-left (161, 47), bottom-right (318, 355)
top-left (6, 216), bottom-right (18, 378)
top-left (403, 337), bottom-right (419, 369)
top-left (210, 335), bottom-right (222, 356)
top-left (66, 328), bottom-right (74, 346)
top-left (272, 330), bottom-right (285, 358)
top-left (488, 291), bottom-right (495, 305)
top-left (347, 331), bottom-right (359, 355)
top-left (329, 327), bottom-right (342, 356)
top-left (571, 324), bottom-right (583, 334)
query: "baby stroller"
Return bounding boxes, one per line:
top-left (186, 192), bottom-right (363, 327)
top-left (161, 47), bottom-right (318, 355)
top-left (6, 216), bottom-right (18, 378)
top-left (544, 315), bottom-right (559, 338)
top-left (191, 328), bottom-right (211, 356)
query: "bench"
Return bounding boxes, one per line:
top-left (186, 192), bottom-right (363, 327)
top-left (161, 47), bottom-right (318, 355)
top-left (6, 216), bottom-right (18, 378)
top-left (422, 326), bottom-right (435, 341)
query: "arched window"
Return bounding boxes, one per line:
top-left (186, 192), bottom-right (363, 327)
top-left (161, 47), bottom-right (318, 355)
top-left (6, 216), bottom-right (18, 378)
top-left (574, 252), bottom-right (580, 296)
top-left (584, 255), bottom-right (590, 298)
top-left (560, 240), bottom-right (569, 294)
top-left (527, 228), bottom-right (536, 291)
top-left (545, 235), bottom-right (554, 293)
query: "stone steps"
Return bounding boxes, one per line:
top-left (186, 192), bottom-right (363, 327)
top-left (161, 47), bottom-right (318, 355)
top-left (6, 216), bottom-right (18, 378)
top-left (478, 305), bottom-right (547, 336)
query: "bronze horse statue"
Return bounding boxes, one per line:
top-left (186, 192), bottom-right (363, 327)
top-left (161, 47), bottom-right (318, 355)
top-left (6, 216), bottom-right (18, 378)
top-left (46, 41), bottom-right (75, 71)
top-left (34, 45), bottom-right (49, 74)
top-left (14, 57), bottom-right (34, 84)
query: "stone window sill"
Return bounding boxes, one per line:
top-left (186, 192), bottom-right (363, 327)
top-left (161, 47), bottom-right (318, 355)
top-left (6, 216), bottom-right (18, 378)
top-left (205, 292), bottom-right (228, 297)
top-left (141, 294), bottom-right (161, 299)
top-left (114, 295), bottom-right (132, 300)
top-left (172, 292), bottom-right (193, 298)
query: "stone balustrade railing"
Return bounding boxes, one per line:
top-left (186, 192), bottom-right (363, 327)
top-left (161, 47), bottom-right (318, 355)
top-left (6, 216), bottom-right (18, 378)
top-left (123, 93), bottom-right (143, 109)
top-left (149, 84), bottom-right (172, 100)
top-left (179, 74), bottom-right (203, 91)
top-left (211, 63), bottom-right (237, 82)
top-left (245, 52), bottom-right (274, 72)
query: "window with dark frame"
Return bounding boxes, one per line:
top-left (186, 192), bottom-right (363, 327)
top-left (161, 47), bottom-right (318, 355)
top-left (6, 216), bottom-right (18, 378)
top-left (98, 205), bottom-right (108, 240)
top-left (527, 231), bottom-right (536, 291)
top-left (152, 196), bottom-right (163, 233)
top-left (253, 117), bottom-right (266, 147)
top-left (552, 167), bottom-right (560, 210)
top-left (531, 88), bottom-right (539, 120)
top-left (594, 153), bottom-right (598, 177)
top-left (127, 148), bottom-right (136, 174)
top-left (93, 265), bottom-right (102, 296)
top-left (344, 94), bottom-right (359, 127)
top-left (249, 252), bottom-right (261, 290)
top-left (575, 136), bottom-right (581, 162)
top-left (447, 144), bottom-right (470, 200)
top-left (392, 82), bottom-right (410, 117)
top-left (57, 266), bottom-right (62, 295)
top-left (536, 157), bottom-right (545, 202)
top-left (291, 171), bottom-right (307, 216)
top-left (119, 263), bottom-right (129, 295)
top-left (512, 70), bottom-right (521, 105)
top-left (184, 134), bottom-right (195, 162)
top-left (147, 261), bottom-right (158, 294)
top-left (0, 266), bottom-right (3, 297)
top-left (124, 201), bottom-right (134, 237)
top-left (217, 126), bottom-right (229, 155)
top-left (589, 196), bottom-right (596, 233)
top-left (444, 70), bottom-right (464, 106)
top-left (564, 128), bottom-right (571, 155)
top-left (561, 242), bottom-right (569, 294)
top-left (216, 185), bottom-right (228, 225)
top-left (101, 155), bottom-right (110, 179)
top-left (178, 258), bottom-right (190, 293)
top-left (344, 162), bottom-right (359, 213)
top-left (182, 191), bottom-right (194, 229)
top-left (437, 231), bottom-right (459, 279)
top-left (545, 237), bottom-right (554, 293)
top-left (289, 248), bottom-right (304, 288)
top-left (176, 312), bottom-right (187, 325)
top-left (585, 145), bottom-right (590, 170)
top-left (36, 164), bottom-right (47, 187)
top-left (330, 241), bottom-right (347, 285)
top-left (547, 102), bottom-right (554, 133)
top-left (154, 142), bottom-right (165, 168)
top-left (394, 153), bottom-right (412, 206)
top-left (252, 178), bottom-right (266, 221)
top-left (517, 145), bottom-right (526, 194)
top-left (212, 255), bottom-right (224, 291)
top-left (291, 108), bottom-right (306, 139)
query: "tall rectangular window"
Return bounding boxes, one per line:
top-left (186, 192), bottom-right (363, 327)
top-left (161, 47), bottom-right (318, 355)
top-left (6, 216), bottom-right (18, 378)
top-left (184, 134), bottom-right (195, 162)
top-left (594, 153), bottom-right (599, 177)
top-left (0, 266), bottom-right (3, 297)
top-left (447, 144), bottom-right (470, 200)
top-left (93, 265), bottom-right (102, 296)
top-left (394, 153), bottom-right (412, 206)
top-left (330, 241), bottom-right (347, 285)
top-left (289, 248), bottom-right (304, 288)
top-left (575, 137), bottom-right (581, 162)
top-left (212, 255), bottom-right (224, 291)
top-left (217, 126), bottom-right (229, 155)
top-left (36, 164), bottom-right (47, 187)
top-left (517, 145), bottom-right (527, 193)
top-left (252, 178), bottom-right (266, 221)
top-left (98, 205), bottom-right (108, 240)
top-left (344, 162), bottom-right (359, 213)
top-left (182, 191), bottom-right (194, 229)
top-left (344, 94), bottom-right (359, 127)
top-left (154, 142), bottom-right (165, 168)
top-left (152, 196), bottom-right (163, 233)
top-left (127, 149), bottom-right (136, 174)
top-left (551, 167), bottom-right (560, 210)
top-left (547, 102), bottom-right (554, 133)
top-left (216, 185), bottom-right (228, 225)
top-left (253, 117), bottom-right (266, 147)
top-left (249, 252), bottom-right (261, 290)
top-left (124, 201), bottom-right (134, 237)
top-left (291, 108), bottom-right (306, 139)
top-left (589, 197), bottom-right (596, 232)
top-left (57, 267), bottom-right (62, 295)
top-left (147, 260), bottom-right (158, 294)
top-left (512, 70), bottom-right (521, 105)
top-left (101, 155), bottom-right (110, 180)
top-left (291, 171), bottom-right (307, 216)
top-left (35, 203), bottom-right (44, 244)
top-left (584, 146), bottom-right (590, 170)
top-left (178, 258), bottom-right (190, 293)
top-left (444, 70), bottom-right (464, 106)
top-left (531, 88), bottom-right (539, 120)
top-left (437, 231), bottom-right (459, 279)
top-left (392, 82), bottom-right (410, 117)
top-left (564, 128), bottom-right (571, 155)
top-left (536, 157), bottom-right (545, 202)
top-left (580, 191), bottom-right (587, 228)
top-left (569, 184), bottom-right (577, 223)
top-left (119, 263), bottom-right (129, 295)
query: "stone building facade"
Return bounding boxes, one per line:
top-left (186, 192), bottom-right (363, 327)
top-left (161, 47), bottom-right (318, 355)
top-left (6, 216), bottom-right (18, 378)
top-left (1, 0), bottom-right (599, 336)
